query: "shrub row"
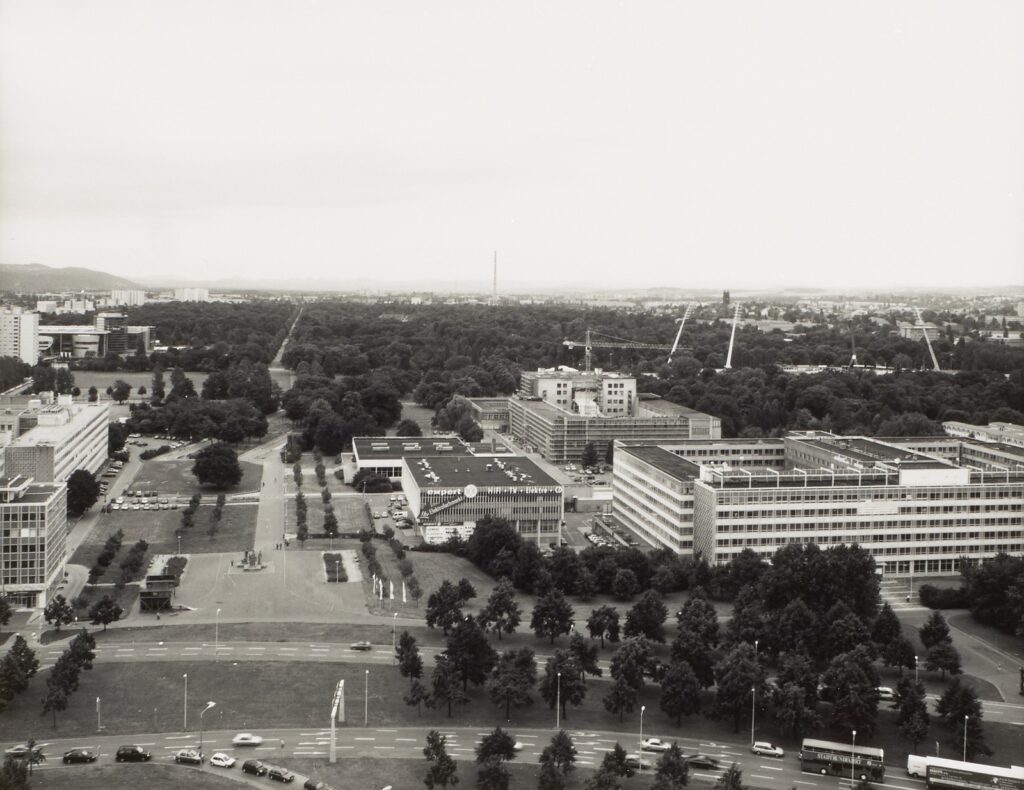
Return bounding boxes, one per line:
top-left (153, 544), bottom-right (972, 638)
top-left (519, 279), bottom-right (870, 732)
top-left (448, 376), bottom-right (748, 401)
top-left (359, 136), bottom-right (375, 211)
top-left (323, 552), bottom-right (348, 583)
top-left (919, 584), bottom-right (971, 609)
top-left (119, 539), bottom-right (150, 584)
top-left (139, 444), bottom-right (172, 460)
top-left (89, 529), bottom-right (125, 582)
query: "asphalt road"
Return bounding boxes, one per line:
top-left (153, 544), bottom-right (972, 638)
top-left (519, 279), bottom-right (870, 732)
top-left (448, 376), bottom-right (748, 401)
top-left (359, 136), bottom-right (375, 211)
top-left (9, 724), bottom-right (934, 790)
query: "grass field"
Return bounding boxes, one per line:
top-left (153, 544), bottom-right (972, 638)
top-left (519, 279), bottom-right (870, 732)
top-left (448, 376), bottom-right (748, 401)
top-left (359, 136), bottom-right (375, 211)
top-left (2, 657), bottom-right (1020, 771)
top-left (287, 493), bottom-right (371, 538)
top-left (30, 763), bottom-right (239, 790)
top-left (132, 459), bottom-right (263, 496)
top-left (70, 504), bottom-right (258, 570)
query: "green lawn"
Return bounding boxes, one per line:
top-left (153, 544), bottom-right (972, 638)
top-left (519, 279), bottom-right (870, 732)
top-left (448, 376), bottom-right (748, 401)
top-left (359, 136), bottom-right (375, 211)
top-left (70, 504), bottom-right (258, 571)
top-left (132, 459), bottom-right (262, 496)
top-left (2, 658), bottom-right (1021, 771)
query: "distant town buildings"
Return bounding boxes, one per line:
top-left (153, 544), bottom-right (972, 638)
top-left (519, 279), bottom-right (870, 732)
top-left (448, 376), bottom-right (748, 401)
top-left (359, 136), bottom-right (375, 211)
top-left (0, 305), bottom-right (39, 365)
top-left (612, 431), bottom-right (1023, 577)
top-left (897, 322), bottom-right (941, 341)
top-left (174, 287), bottom-right (210, 302)
top-left (109, 289), bottom-right (148, 306)
top-left (38, 311), bottom-right (151, 359)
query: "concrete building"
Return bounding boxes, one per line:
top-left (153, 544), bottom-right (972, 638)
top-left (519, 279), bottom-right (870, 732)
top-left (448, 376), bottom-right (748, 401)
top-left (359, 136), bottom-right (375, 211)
top-left (897, 322), bottom-right (941, 341)
top-left (0, 475), bottom-right (68, 607)
top-left (402, 455), bottom-right (563, 544)
top-left (0, 306), bottom-right (40, 365)
top-left (352, 437), bottom-right (474, 481)
top-left (943, 421), bottom-right (1024, 449)
top-left (38, 311), bottom-right (151, 359)
top-left (109, 289), bottom-right (147, 307)
top-left (2, 396), bottom-right (110, 482)
top-left (612, 432), bottom-right (1023, 578)
top-left (174, 288), bottom-right (210, 302)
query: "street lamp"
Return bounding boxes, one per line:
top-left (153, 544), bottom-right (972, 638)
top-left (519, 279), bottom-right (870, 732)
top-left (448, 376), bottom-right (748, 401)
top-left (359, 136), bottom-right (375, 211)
top-left (851, 730), bottom-right (857, 784)
top-left (754, 639), bottom-right (759, 660)
top-left (915, 655), bottom-right (919, 684)
top-left (392, 613), bottom-right (398, 665)
top-left (199, 701), bottom-right (216, 755)
top-left (555, 671), bottom-right (562, 729)
top-left (182, 674), bottom-right (188, 730)
top-left (963, 715), bottom-right (968, 762)
top-left (751, 685), bottom-right (757, 745)
top-left (639, 705), bottom-right (646, 773)
top-left (96, 696), bottom-right (102, 731)
top-left (215, 608), bottom-right (221, 656)
top-left (335, 559), bottom-right (340, 583)
top-left (364, 670), bottom-right (370, 727)
top-left (177, 533), bottom-right (182, 556)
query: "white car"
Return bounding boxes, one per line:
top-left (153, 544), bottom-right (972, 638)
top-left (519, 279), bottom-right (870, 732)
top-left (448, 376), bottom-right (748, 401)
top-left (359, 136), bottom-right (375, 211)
top-left (641, 738), bottom-right (671, 752)
top-left (210, 752), bottom-right (236, 768)
top-left (231, 733), bottom-right (264, 747)
top-left (751, 741), bottom-right (784, 758)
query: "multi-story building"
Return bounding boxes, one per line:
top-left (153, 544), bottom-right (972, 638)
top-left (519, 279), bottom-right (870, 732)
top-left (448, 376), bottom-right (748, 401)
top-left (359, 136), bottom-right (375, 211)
top-left (897, 322), bottom-right (941, 341)
top-left (174, 288), bottom-right (209, 302)
top-left (352, 437), bottom-right (474, 481)
top-left (109, 289), bottom-right (147, 307)
top-left (0, 306), bottom-right (40, 365)
top-left (38, 311), bottom-right (151, 359)
top-left (612, 432), bottom-right (1023, 578)
top-left (943, 421), bottom-right (1024, 449)
top-left (0, 474), bottom-right (68, 607)
top-left (2, 395), bottom-right (110, 482)
top-left (478, 367), bottom-right (721, 465)
top-left (402, 455), bottom-right (563, 544)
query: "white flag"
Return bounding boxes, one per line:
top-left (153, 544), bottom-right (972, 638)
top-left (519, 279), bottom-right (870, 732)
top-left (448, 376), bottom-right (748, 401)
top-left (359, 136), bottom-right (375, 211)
top-left (389, 581), bottom-right (394, 600)
top-left (402, 581), bottom-right (407, 604)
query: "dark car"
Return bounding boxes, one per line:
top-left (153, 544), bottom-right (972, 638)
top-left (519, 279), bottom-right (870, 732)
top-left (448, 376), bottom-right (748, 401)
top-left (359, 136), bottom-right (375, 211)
top-left (242, 759), bottom-right (268, 776)
top-left (268, 764), bottom-right (295, 783)
top-left (116, 745), bottom-right (152, 762)
top-left (174, 748), bottom-right (204, 765)
top-left (62, 748), bottom-right (97, 764)
top-left (303, 781), bottom-right (327, 790)
top-left (688, 754), bottom-right (721, 769)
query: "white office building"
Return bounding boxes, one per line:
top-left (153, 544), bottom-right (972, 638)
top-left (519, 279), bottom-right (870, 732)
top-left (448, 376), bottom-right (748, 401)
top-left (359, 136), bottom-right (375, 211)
top-left (612, 432), bottom-right (1024, 578)
top-left (0, 306), bottom-right (40, 365)
top-left (109, 289), bottom-right (147, 307)
top-left (0, 475), bottom-right (68, 608)
top-left (2, 396), bottom-right (110, 482)
top-left (174, 288), bottom-right (210, 302)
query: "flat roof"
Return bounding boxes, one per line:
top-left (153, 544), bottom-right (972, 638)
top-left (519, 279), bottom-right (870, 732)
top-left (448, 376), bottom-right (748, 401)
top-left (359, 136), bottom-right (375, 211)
top-left (353, 436), bottom-right (473, 461)
top-left (405, 455), bottom-right (559, 489)
top-left (621, 446), bottom-right (701, 480)
top-left (637, 397), bottom-right (706, 417)
top-left (7, 403), bottom-right (109, 447)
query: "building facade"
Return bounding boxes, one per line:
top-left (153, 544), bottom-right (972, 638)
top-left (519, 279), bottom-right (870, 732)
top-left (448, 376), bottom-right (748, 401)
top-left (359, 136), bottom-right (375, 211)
top-left (943, 421), bottom-right (1024, 449)
top-left (1, 475), bottom-right (68, 607)
top-left (38, 311), bottom-right (151, 359)
top-left (109, 289), bottom-right (147, 306)
top-left (2, 396), bottom-right (110, 482)
top-left (612, 432), bottom-right (1024, 578)
top-left (402, 455), bottom-right (563, 544)
top-left (174, 288), bottom-right (210, 302)
top-left (0, 306), bottom-right (39, 365)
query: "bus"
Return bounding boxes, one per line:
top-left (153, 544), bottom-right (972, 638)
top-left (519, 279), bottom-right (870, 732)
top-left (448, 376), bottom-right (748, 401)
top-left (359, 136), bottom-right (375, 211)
top-left (800, 738), bottom-right (886, 782)
top-left (907, 756), bottom-right (1024, 790)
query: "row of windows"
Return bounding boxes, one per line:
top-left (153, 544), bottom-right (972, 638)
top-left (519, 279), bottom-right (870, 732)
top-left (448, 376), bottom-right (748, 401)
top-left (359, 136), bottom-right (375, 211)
top-left (715, 536), bottom-right (1022, 554)
top-left (717, 519), bottom-right (1023, 533)
top-left (714, 486), bottom-right (1021, 504)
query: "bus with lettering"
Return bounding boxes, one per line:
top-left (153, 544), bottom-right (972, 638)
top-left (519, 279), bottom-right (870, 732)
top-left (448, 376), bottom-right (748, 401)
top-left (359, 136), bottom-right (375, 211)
top-left (800, 738), bottom-right (885, 782)
top-left (907, 755), bottom-right (1024, 790)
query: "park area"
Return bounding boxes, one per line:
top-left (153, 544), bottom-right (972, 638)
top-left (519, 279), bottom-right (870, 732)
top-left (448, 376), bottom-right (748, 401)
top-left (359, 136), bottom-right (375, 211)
top-left (132, 458), bottom-right (263, 497)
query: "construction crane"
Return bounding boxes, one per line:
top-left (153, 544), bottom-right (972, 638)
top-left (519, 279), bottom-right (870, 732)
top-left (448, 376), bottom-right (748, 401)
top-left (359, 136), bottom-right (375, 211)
top-left (667, 303), bottom-right (694, 364)
top-left (563, 329), bottom-right (679, 373)
top-left (913, 307), bottom-right (941, 372)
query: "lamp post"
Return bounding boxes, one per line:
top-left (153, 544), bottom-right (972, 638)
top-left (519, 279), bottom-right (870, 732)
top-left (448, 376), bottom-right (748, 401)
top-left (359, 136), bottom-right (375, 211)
top-left (335, 559), bottom-right (340, 582)
top-left (199, 701), bottom-right (216, 755)
top-left (555, 672), bottom-right (562, 729)
top-left (96, 696), bottom-right (102, 731)
top-left (364, 670), bottom-right (370, 727)
top-left (962, 716), bottom-right (968, 762)
top-left (751, 685), bottom-right (757, 745)
top-left (754, 639), bottom-right (759, 660)
top-left (639, 705), bottom-right (646, 773)
top-left (182, 673), bottom-right (188, 730)
top-left (851, 730), bottom-right (857, 784)
top-left (215, 608), bottom-right (221, 655)
top-left (915, 655), bottom-right (919, 684)
top-left (177, 534), bottom-right (181, 556)
top-left (392, 613), bottom-right (398, 665)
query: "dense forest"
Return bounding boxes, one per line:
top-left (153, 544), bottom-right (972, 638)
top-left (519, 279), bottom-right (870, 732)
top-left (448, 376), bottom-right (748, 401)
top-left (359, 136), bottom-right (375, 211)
top-left (280, 302), bottom-right (1024, 437)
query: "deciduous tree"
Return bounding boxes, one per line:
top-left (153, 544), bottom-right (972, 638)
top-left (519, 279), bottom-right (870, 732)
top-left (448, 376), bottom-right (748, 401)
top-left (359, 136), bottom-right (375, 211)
top-left (624, 590), bottom-right (668, 643)
top-left (531, 589), bottom-right (574, 644)
top-left (479, 578), bottom-right (521, 640)
top-left (43, 595), bottom-right (74, 632)
top-left (191, 443), bottom-right (242, 489)
top-left (660, 661), bottom-right (701, 724)
top-left (587, 606), bottom-right (620, 648)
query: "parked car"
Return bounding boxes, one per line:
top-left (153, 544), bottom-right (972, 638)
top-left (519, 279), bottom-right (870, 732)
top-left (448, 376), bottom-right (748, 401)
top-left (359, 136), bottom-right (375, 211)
top-left (62, 748), bottom-right (97, 764)
top-left (350, 641), bottom-right (372, 651)
top-left (687, 754), bottom-right (721, 769)
top-left (242, 759), bottom-right (268, 776)
top-left (641, 738), bottom-right (671, 752)
top-left (174, 749), bottom-right (204, 765)
top-left (268, 764), bottom-right (295, 783)
top-left (232, 733), bottom-right (264, 747)
top-left (751, 741), bottom-right (784, 758)
top-left (115, 745), bottom-right (152, 762)
top-left (624, 754), bottom-right (652, 770)
top-left (210, 752), bottom-right (237, 768)
top-left (876, 686), bottom-right (897, 702)
top-left (303, 780), bottom-right (327, 790)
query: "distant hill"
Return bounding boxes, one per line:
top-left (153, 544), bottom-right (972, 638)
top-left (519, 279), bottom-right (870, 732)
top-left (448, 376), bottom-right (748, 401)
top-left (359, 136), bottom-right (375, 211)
top-left (0, 263), bottom-right (142, 293)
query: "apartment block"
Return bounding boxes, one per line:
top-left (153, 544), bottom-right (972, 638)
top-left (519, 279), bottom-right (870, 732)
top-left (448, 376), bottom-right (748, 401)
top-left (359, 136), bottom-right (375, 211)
top-left (0, 306), bottom-right (40, 365)
top-left (0, 475), bottom-right (68, 608)
top-left (2, 396), bottom-right (110, 482)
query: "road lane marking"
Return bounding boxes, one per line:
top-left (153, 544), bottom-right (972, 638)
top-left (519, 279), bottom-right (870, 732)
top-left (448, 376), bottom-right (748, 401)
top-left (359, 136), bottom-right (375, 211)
top-left (293, 750), bottom-right (325, 756)
top-left (375, 729), bottom-right (398, 733)
top-left (793, 781), bottom-right (817, 786)
top-left (396, 738), bottom-right (417, 742)
top-left (353, 738), bottom-right (375, 741)
top-left (373, 746), bottom-right (395, 750)
top-left (760, 766), bottom-right (784, 771)
top-left (751, 775), bottom-right (773, 781)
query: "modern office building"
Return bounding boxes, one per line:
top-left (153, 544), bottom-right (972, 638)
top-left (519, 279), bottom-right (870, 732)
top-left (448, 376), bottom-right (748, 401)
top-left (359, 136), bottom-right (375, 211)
top-left (402, 455), bottom-right (563, 544)
top-left (0, 474), bottom-right (68, 608)
top-left (612, 432), bottom-right (1024, 577)
top-left (38, 311), bottom-right (151, 359)
top-left (352, 436), bottom-right (474, 481)
top-left (475, 367), bottom-right (720, 465)
top-left (0, 306), bottom-right (40, 365)
top-left (1, 395), bottom-right (110, 482)
top-left (943, 421), bottom-right (1024, 449)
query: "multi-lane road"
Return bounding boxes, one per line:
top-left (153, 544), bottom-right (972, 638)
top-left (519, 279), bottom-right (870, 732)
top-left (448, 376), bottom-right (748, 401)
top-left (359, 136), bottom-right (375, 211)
top-left (10, 724), bottom-right (935, 790)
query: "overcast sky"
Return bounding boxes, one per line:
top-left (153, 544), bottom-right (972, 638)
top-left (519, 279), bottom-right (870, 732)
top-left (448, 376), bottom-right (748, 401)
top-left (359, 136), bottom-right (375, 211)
top-left (1, 0), bottom-right (1022, 290)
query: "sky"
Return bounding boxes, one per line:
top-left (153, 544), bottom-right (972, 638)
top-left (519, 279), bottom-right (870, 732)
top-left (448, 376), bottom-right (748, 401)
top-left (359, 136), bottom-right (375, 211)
top-left (1, 0), bottom-right (1022, 291)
